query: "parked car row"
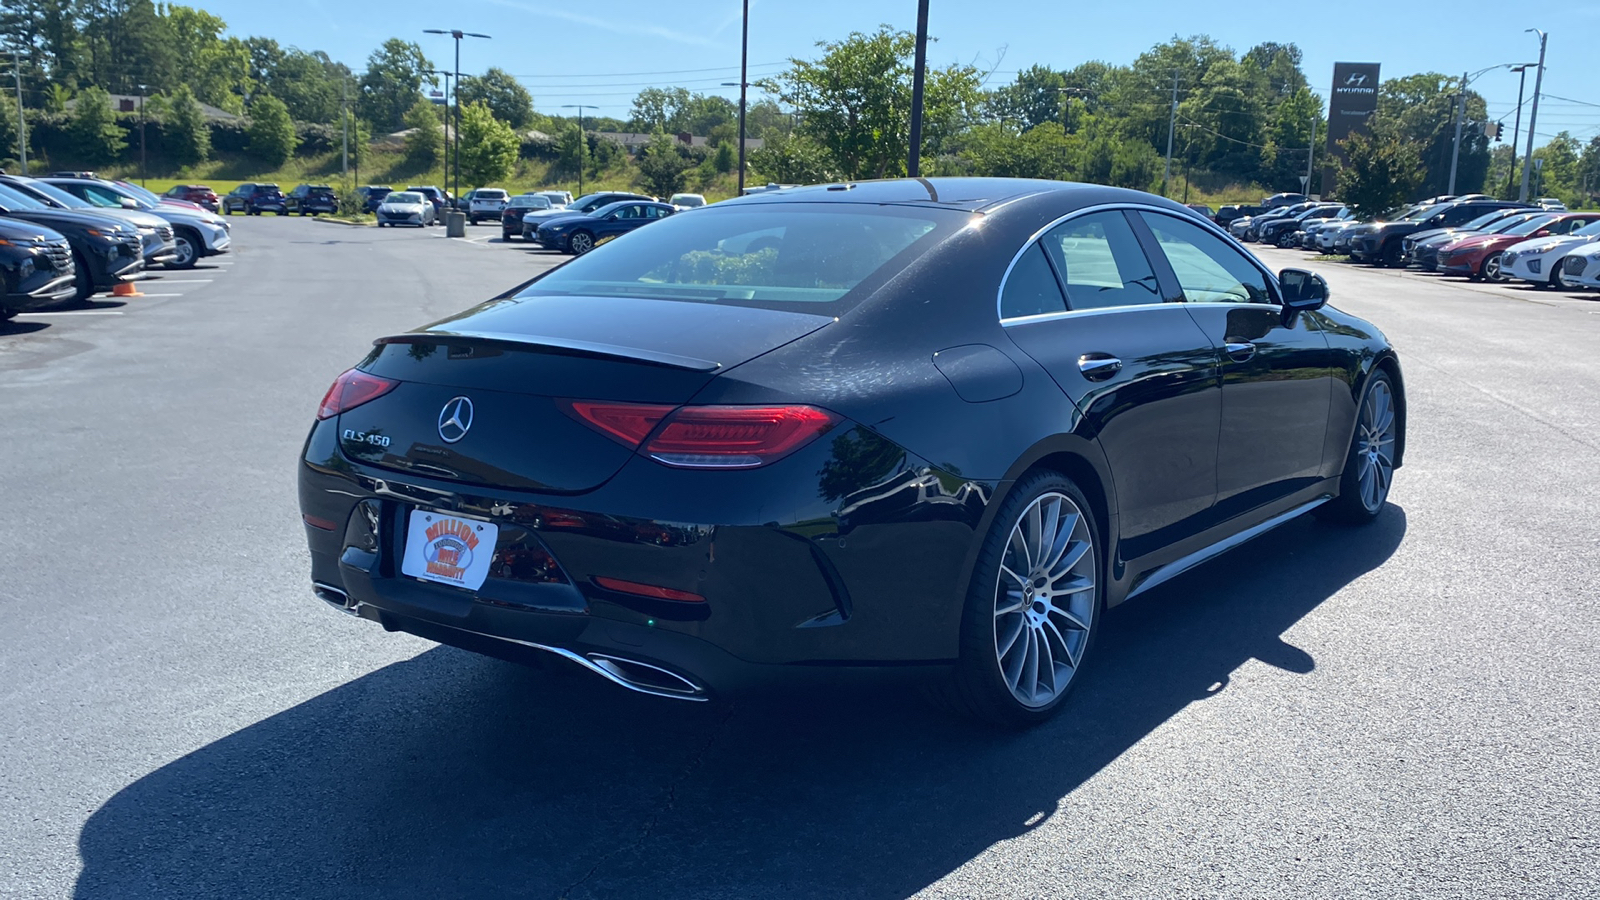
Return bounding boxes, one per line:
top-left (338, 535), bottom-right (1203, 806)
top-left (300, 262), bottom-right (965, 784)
top-left (1218, 192), bottom-right (1600, 290)
top-left (0, 171), bottom-right (235, 318)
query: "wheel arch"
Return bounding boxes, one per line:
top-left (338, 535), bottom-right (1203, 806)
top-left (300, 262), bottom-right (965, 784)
top-left (1370, 351), bottom-right (1407, 468)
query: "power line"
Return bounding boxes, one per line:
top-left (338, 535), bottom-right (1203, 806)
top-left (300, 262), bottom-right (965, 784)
top-left (511, 62), bottom-right (786, 79)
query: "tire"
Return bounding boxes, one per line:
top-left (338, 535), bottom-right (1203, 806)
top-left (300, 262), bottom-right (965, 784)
top-left (568, 231), bottom-right (595, 255)
top-left (939, 471), bottom-right (1102, 727)
top-left (1481, 251), bottom-right (1508, 283)
top-left (502, 230), bottom-right (514, 241)
top-left (1316, 370), bottom-right (1398, 525)
top-left (1276, 231), bottom-right (1296, 248)
top-left (1380, 241), bottom-right (1404, 268)
top-left (166, 229), bottom-right (199, 269)
top-left (70, 251), bottom-right (95, 304)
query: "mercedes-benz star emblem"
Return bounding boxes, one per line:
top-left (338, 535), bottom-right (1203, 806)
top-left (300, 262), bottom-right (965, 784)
top-left (437, 396), bottom-right (474, 443)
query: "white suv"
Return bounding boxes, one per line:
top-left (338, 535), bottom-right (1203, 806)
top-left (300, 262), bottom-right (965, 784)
top-left (468, 189), bottom-right (510, 224)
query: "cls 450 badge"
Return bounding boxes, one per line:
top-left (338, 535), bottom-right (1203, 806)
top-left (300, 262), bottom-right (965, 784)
top-left (343, 429), bottom-right (391, 448)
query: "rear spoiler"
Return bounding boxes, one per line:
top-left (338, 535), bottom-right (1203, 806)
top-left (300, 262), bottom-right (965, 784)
top-left (375, 330), bottom-right (721, 373)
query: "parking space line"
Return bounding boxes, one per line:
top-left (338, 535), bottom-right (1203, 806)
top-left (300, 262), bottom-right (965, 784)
top-left (17, 310), bottom-right (125, 316)
top-left (133, 292), bottom-right (185, 297)
top-left (149, 279), bottom-right (214, 283)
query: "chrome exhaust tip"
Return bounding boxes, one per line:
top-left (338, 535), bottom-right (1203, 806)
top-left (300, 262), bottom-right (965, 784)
top-left (312, 582), bottom-right (363, 616)
top-left (586, 653), bottom-right (707, 699)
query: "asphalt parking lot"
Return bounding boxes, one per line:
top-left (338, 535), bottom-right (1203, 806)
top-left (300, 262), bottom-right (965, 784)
top-left (2, 216), bottom-right (1597, 899)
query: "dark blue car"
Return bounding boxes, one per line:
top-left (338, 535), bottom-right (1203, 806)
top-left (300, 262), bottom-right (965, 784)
top-left (536, 200), bottom-right (676, 255)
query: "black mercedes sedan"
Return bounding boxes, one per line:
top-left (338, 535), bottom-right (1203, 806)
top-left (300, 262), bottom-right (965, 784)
top-left (299, 178), bottom-right (1405, 726)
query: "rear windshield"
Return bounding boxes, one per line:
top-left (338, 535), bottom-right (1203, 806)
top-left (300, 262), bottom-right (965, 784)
top-left (477, 190), bottom-right (508, 199)
top-left (517, 204), bottom-right (966, 312)
top-left (386, 192), bottom-right (424, 204)
top-left (509, 195), bottom-right (551, 208)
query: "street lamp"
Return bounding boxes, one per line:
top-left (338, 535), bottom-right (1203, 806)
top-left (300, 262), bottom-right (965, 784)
top-left (719, 0), bottom-right (750, 195)
top-left (1518, 29), bottom-right (1548, 203)
top-left (5, 47), bottom-right (25, 174)
top-left (136, 83), bottom-right (147, 187)
top-left (562, 104), bottom-right (598, 197)
top-left (907, 0), bottom-right (930, 178)
top-left (424, 68), bottom-right (453, 185)
top-left (1504, 63), bottom-right (1537, 198)
top-left (423, 28), bottom-right (490, 202)
top-left (1448, 63), bottom-right (1520, 195)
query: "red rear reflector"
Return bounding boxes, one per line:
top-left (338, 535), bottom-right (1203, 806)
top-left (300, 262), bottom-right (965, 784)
top-left (593, 576), bottom-right (705, 603)
top-left (302, 514), bottom-right (339, 531)
top-left (645, 405), bottom-right (839, 468)
top-left (560, 400), bottom-right (674, 448)
top-left (317, 369), bottom-right (398, 420)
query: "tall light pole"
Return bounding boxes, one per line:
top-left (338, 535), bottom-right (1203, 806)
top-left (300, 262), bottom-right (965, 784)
top-left (1505, 64), bottom-right (1534, 198)
top-left (907, 0), bottom-right (929, 178)
top-left (425, 68), bottom-right (452, 185)
top-left (1448, 63), bottom-right (1518, 196)
top-left (136, 84), bottom-right (147, 186)
top-left (718, 0), bottom-right (750, 195)
top-left (562, 104), bottom-right (598, 197)
top-left (424, 28), bottom-right (490, 203)
top-left (1518, 28), bottom-right (1547, 202)
top-left (7, 48), bottom-right (25, 174)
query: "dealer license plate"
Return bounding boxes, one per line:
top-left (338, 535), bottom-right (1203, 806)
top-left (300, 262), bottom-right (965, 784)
top-left (401, 509), bottom-right (499, 591)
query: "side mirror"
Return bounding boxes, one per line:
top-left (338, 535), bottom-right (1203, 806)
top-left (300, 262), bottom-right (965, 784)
top-left (606, 213), bottom-right (619, 221)
top-left (119, 197), bottom-right (139, 209)
top-left (1279, 268), bottom-right (1328, 314)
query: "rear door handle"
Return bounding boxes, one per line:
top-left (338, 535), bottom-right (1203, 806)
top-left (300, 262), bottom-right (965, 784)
top-left (1077, 354), bottom-right (1122, 381)
top-left (1224, 341), bottom-right (1256, 362)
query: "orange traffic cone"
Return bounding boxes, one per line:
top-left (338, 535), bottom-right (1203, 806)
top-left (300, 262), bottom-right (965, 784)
top-left (111, 281), bottom-right (143, 297)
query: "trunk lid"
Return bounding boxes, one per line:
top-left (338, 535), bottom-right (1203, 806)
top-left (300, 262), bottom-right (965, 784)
top-left (337, 294), bottom-right (833, 494)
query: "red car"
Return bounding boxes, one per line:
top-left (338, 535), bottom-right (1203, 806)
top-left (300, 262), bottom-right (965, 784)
top-left (161, 184), bottom-right (220, 212)
top-left (1436, 212), bottom-right (1600, 282)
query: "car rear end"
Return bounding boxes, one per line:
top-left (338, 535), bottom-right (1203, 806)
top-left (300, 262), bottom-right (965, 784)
top-left (186, 186), bottom-right (220, 211)
top-left (302, 187), bottom-right (339, 215)
top-left (470, 190), bottom-right (509, 223)
top-left (299, 299), bottom-right (869, 699)
top-left (251, 185), bottom-right (287, 214)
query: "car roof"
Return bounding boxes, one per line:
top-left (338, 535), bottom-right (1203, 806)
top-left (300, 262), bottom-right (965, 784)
top-left (713, 177), bottom-right (1171, 214)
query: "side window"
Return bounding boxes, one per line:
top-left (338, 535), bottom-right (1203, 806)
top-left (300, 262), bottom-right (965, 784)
top-left (999, 243), bottom-right (1068, 320)
top-left (1140, 212), bottom-right (1275, 305)
top-left (1039, 211), bottom-right (1162, 310)
top-left (82, 184), bottom-right (123, 207)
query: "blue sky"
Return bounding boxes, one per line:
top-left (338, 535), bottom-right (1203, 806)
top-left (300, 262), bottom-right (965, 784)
top-left (208, 0), bottom-right (1599, 145)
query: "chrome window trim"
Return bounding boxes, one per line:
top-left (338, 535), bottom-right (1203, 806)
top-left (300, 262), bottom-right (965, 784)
top-left (996, 201), bottom-right (1282, 324)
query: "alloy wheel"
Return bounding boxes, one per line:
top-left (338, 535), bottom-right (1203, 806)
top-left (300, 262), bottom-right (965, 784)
top-left (1355, 379), bottom-right (1397, 512)
top-left (170, 236), bottom-right (195, 268)
top-left (993, 492), bottom-right (1096, 708)
top-left (1484, 253), bottom-right (1505, 282)
top-left (570, 232), bottom-right (594, 254)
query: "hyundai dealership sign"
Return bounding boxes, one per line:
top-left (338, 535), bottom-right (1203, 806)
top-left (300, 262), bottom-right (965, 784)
top-left (1322, 62), bottom-right (1381, 195)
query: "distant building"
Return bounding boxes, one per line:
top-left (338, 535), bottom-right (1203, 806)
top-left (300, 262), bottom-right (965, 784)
top-left (592, 131), bottom-right (764, 154)
top-left (68, 93), bottom-right (241, 122)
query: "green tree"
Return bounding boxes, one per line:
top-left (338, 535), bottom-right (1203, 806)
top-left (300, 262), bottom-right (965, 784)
top-left (69, 86), bottom-right (126, 165)
top-left (747, 133), bottom-right (837, 184)
top-left (455, 100), bottom-right (518, 186)
top-left (636, 133), bottom-right (692, 197)
top-left (1261, 86), bottom-right (1321, 191)
top-left (161, 6), bottom-right (249, 112)
top-left (402, 97), bottom-right (443, 171)
top-left (0, 93), bottom-right (18, 165)
top-left (457, 67), bottom-right (533, 130)
top-left (1336, 128), bottom-right (1426, 217)
top-left (712, 141), bottom-right (736, 174)
top-left (1378, 73), bottom-right (1490, 195)
top-left (358, 38), bottom-right (433, 132)
top-left (629, 87), bottom-right (693, 133)
top-left (760, 25), bottom-right (982, 180)
top-left (988, 64), bottom-right (1068, 131)
top-left (246, 93), bottom-right (297, 168)
top-left (78, 0), bottom-right (174, 94)
top-left (165, 84), bottom-right (211, 168)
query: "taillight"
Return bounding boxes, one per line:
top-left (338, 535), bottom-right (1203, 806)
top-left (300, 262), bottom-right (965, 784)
top-left (593, 576), bottom-right (705, 603)
top-left (317, 369), bottom-right (398, 420)
top-left (564, 401), bottom-right (838, 468)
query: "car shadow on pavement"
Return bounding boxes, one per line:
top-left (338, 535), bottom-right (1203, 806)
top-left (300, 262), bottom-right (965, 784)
top-left (0, 319), bottom-right (51, 335)
top-left (74, 508), bottom-right (1405, 900)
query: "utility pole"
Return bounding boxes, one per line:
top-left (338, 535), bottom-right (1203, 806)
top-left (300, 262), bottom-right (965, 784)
top-left (8, 49), bottom-right (24, 175)
top-left (907, 0), bottom-right (929, 178)
top-left (135, 84), bottom-right (147, 186)
top-left (341, 76), bottom-right (349, 183)
top-left (1162, 70), bottom-right (1178, 196)
top-left (1448, 70), bottom-right (1467, 195)
top-left (562, 104), bottom-right (597, 196)
top-left (1304, 118), bottom-right (1318, 197)
top-left (738, 0), bottom-right (749, 195)
top-left (1519, 29), bottom-right (1547, 202)
top-left (1507, 64), bottom-right (1531, 199)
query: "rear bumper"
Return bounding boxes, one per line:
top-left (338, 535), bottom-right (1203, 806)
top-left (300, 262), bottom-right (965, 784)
top-left (297, 416), bottom-right (992, 697)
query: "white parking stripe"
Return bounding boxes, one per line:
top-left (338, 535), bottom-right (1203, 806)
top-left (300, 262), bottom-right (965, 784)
top-left (17, 310), bottom-right (125, 316)
top-left (150, 279), bottom-right (214, 283)
top-left (134, 292), bottom-right (185, 297)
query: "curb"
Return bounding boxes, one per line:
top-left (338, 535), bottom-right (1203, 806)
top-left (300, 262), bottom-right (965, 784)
top-left (312, 217), bottom-right (374, 228)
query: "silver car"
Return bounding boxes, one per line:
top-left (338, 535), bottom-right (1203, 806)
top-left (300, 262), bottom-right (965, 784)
top-left (376, 192), bottom-right (437, 228)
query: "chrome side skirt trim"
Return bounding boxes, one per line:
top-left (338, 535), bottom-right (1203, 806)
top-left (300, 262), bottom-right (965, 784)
top-left (1124, 497), bottom-right (1330, 602)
